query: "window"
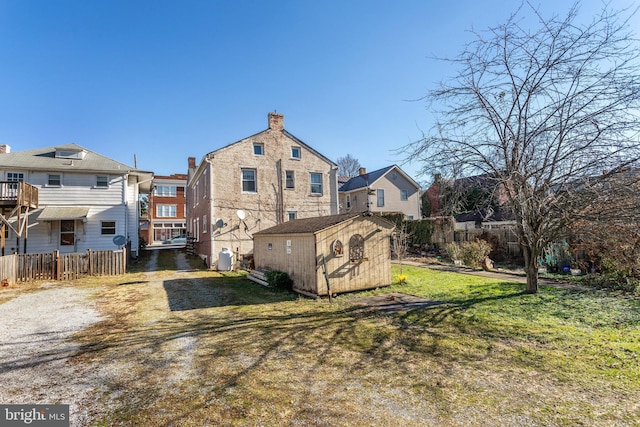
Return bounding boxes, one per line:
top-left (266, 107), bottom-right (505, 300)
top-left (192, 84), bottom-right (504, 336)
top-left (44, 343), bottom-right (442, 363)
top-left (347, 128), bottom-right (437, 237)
top-left (401, 189), bottom-right (408, 201)
top-left (285, 171), bottom-right (295, 189)
top-left (48, 174), bottom-right (61, 186)
top-left (203, 215), bottom-right (207, 233)
top-left (101, 221), bottom-right (116, 235)
top-left (349, 234), bottom-right (365, 262)
top-left (310, 172), bottom-right (323, 195)
top-left (287, 211), bottom-right (297, 221)
top-left (332, 239), bottom-right (344, 257)
top-left (7, 172), bottom-right (24, 191)
top-left (155, 185), bottom-right (177, 197)
top-left (253, 143), bottom-right (264, 155)
top-left (60, 220), bottom-right (75, 246)
top-left (242, 169), bottom-right (257, 192)
top-left (7, 172), bottom-right (24, 182)
top-left (291, 146), bottom-right (301, 159)
top-left (96, 176), bottom-right (109, 188)
top-left (346, 194), bottom-right (351, 209)
top-left (156, 205), bottom-right (177, 217)
top-left (377, 189), bottom-right (385, 207)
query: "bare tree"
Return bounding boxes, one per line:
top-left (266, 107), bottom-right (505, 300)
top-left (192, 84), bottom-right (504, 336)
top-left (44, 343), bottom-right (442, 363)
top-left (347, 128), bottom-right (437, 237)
top-left (336, 154), bottom-right (361, 177)
top-left (404, 2), bottom-right (640, 293)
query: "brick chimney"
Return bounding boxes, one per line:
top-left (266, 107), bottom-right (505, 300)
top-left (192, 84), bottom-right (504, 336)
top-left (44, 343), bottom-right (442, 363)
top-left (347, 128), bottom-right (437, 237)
top-left (0, 144), bottom-right (10, 154)
top-left (188, 157), bottom-right (196, 169)
top-left (268, 112), bottom-right (284, 131)
top-left (359, 167), bottom-right (367, 176)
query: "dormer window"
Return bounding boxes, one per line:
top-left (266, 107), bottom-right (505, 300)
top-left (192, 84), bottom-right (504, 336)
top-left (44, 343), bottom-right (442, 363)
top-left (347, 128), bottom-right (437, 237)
top-left (55, 148), bottom-right (86, 160)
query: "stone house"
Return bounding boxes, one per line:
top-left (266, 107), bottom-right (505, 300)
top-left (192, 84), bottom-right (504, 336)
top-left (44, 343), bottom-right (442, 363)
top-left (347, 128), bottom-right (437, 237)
top-left (187, 112), bottom-right (339, 268)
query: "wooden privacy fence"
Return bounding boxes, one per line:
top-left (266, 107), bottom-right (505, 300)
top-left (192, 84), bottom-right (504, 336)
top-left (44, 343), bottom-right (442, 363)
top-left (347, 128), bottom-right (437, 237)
top-left (0, 249), bottom-right (127, 284)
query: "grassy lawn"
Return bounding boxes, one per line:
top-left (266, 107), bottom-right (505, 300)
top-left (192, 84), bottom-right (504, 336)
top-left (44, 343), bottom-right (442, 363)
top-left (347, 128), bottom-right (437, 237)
top-left (71, 253), bottom-right (639, 426)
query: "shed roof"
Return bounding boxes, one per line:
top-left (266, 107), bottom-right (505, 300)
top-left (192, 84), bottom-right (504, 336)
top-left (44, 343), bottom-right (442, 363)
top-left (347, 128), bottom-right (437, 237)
top-left (254, 212), bottom-right (394, 235)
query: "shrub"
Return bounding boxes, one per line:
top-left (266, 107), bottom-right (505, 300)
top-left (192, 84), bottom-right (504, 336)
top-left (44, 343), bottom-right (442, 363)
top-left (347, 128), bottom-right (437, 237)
top-left (264, 270), bottom-right (293, 291)
top-left (461, 239), bottom-right (493, 268)
top-left (581, 272), bottom-right (640, 294)
top-left (444, 242), bottom-right (463, 261)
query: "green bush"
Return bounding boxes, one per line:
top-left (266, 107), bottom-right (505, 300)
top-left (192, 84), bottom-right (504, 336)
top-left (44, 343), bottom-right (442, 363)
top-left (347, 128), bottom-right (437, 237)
top-left (264, 270), bottom-right (293, 291)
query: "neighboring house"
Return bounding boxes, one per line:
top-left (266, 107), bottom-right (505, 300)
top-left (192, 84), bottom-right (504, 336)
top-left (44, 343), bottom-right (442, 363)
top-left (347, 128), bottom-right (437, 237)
top-left (338, 165), bottom-right (421, 219)
top-left (252, 212), bottom-right (395, 296)
top-left (187, 112), bottom-right (339, 268)
top-left (147, 173), bottom-right (188, 244)
top-left (0, 143), bottom-right (152, 257)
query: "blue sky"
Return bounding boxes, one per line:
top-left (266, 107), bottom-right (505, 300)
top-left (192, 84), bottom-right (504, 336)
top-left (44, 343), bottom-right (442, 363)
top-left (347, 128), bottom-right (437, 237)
top-left (0, 0), bottom-right (637, 186)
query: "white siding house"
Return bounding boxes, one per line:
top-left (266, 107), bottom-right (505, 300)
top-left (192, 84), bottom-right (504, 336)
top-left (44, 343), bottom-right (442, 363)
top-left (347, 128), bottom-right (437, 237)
top-left (0, 144), bottom-right (152, 257)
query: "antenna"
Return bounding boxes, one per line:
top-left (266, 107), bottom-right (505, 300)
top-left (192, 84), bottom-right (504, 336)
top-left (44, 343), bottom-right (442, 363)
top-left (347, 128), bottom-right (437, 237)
top-left (236, 210), bottom-right (246, 220)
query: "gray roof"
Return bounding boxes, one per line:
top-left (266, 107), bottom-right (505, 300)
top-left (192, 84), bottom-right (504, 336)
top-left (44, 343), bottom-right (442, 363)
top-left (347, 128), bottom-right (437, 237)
top-left (254, 212), bottom-right (395, 235)
top-left (0, 143), bottom-right (146, 175)
top-left (339, 165), bottom-right (420, 192)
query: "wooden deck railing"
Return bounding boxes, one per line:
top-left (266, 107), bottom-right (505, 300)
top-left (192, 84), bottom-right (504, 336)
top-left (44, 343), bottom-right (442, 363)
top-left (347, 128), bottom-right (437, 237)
top-left (0, 181), bottom-right (39, 208)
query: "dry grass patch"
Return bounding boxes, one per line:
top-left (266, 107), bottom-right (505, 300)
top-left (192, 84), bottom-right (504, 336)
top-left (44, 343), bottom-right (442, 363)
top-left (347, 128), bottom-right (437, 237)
top-left (53, 255), bottom-right (640, 426)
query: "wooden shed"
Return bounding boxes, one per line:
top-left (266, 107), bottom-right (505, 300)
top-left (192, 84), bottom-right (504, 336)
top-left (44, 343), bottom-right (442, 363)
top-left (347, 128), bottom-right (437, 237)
top-left (252, 212), bottom-right (395, 297)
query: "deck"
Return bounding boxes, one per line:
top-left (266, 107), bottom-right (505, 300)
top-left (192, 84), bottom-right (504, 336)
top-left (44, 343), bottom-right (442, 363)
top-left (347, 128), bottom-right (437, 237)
top-left (0, 181), bottom-right (39, 209)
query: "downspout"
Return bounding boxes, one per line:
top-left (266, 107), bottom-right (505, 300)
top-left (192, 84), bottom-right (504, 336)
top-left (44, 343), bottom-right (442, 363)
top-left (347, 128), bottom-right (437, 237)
top-left (124, 174), bottom-right (129, 255)
top-left (206, 156), bottom-right (215, 268)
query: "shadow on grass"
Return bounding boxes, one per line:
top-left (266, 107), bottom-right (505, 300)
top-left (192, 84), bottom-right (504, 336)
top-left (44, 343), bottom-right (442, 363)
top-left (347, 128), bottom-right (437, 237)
top-left (162, 276), bottom-right (297, 311)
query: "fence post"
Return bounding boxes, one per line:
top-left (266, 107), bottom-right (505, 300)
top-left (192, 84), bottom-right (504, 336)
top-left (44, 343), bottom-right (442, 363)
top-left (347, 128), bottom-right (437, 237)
top-left (54, 250), bottom-right (60, 280)
top-left (86, 249), bottom-right (92, 276)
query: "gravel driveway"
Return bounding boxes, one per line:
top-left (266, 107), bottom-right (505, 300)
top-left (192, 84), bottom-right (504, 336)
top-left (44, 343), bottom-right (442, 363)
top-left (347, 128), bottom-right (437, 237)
top-left (0, 249), bottom-right (187, 426)
top-left (0, 285), bottom-right (104, 425)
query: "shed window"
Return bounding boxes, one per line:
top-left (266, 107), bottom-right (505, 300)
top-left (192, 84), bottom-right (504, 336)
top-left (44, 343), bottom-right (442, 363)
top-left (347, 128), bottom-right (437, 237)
top-left (332, 239), bottom-right (344, 257)
top-left (349, 234), bottom-right (365, 262)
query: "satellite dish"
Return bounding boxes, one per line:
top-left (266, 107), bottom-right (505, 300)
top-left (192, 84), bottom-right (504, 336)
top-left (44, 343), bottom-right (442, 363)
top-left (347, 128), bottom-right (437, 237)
top-left (215, 218), bottom-right (225, 228)
top-left (236, 209), bottom-right (246, 220)
top-left (113, 235), bottom-right (127, 246)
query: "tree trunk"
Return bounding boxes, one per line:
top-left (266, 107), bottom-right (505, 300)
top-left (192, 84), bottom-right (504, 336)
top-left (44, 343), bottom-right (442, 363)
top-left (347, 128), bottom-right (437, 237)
top-left (523, 246), bottom-right (539, 294)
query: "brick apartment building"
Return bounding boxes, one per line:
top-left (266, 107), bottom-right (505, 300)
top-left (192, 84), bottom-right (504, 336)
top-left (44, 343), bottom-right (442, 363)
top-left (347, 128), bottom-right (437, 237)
top-left (147, 173), bottom-right (188, 244)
